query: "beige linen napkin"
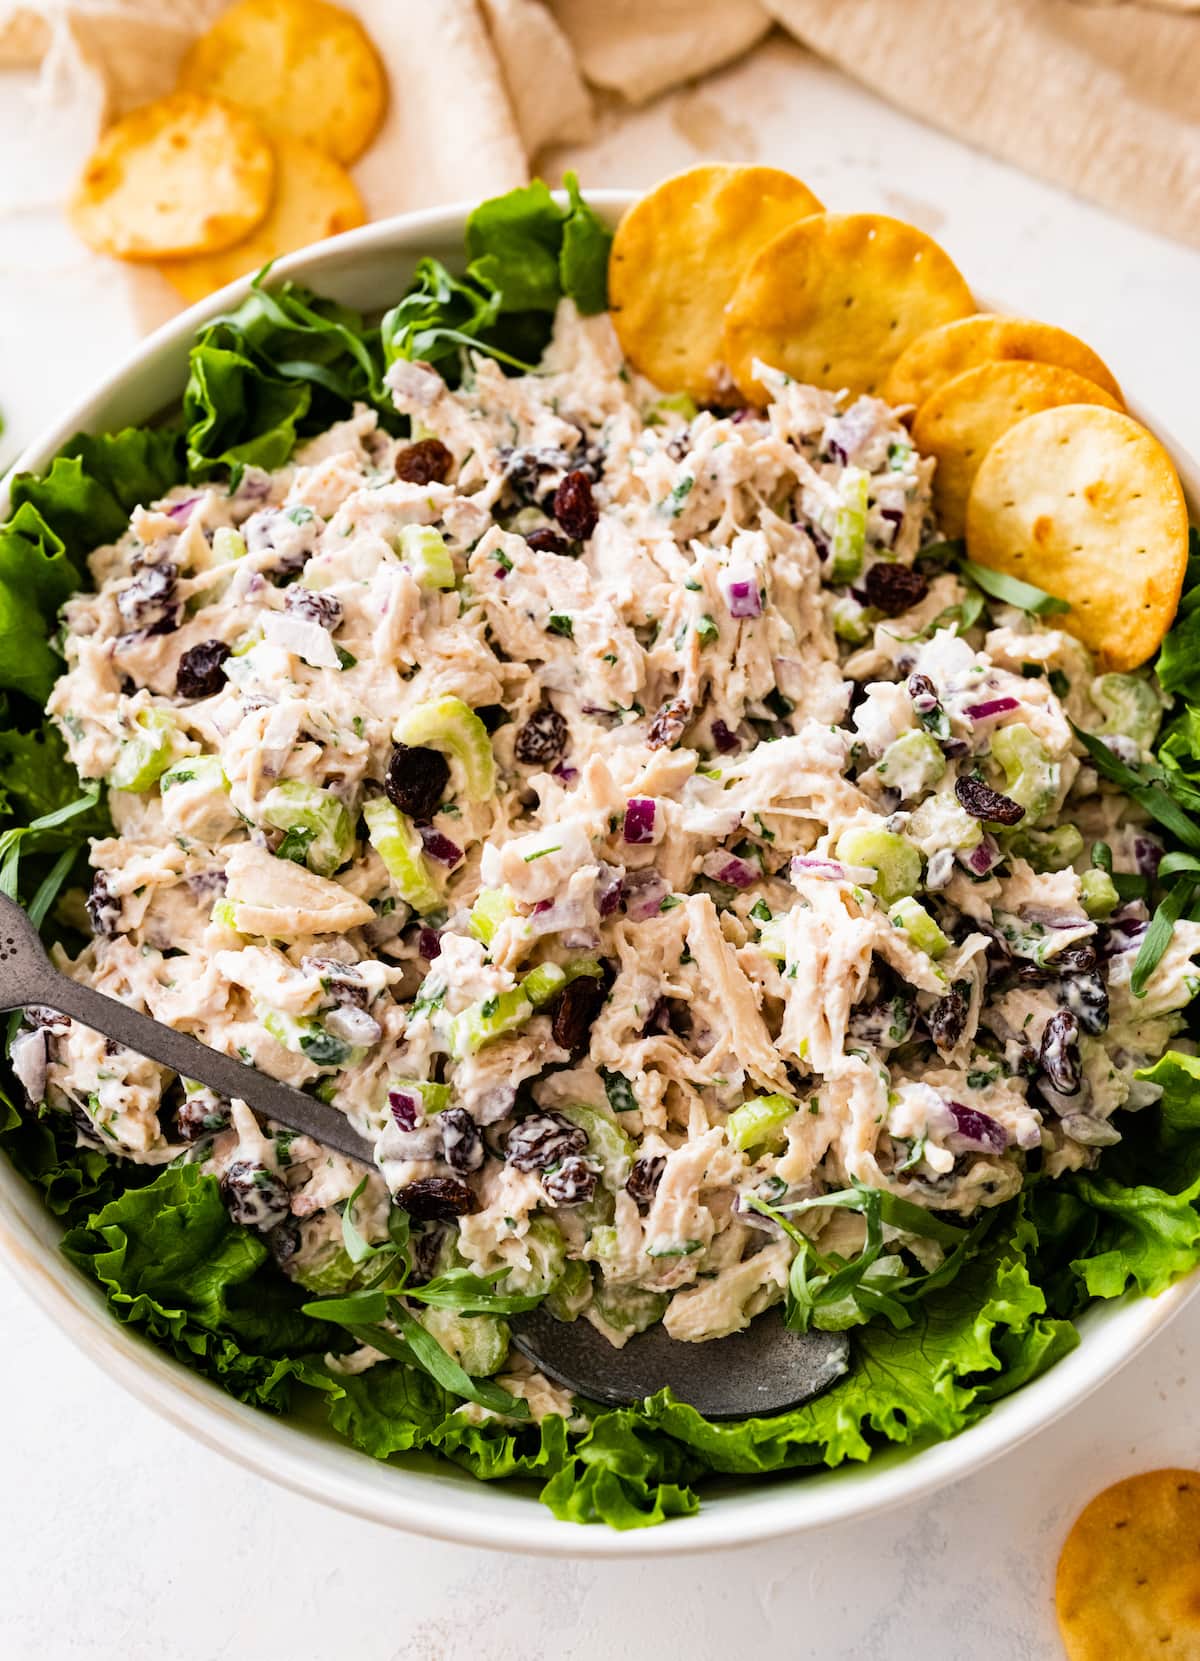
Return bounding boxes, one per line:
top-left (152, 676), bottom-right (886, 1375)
top-left (1, 0), bottom-right (1198, 283)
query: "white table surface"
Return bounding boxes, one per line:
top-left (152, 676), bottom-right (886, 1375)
top-left (2, 33), bottom-right (1199, 1661)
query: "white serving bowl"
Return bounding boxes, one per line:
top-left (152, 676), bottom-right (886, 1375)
top-left (1, 193), bottom-right (1197, 1558)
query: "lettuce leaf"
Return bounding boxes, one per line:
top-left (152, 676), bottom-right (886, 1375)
top-left (466, 172), bottom-right (612, 318)
top-left (1156, 529), bottom-right (1200, 700)
top-left (8, 427), bottom-right (182, 566)
top-left (61, 1163), bottom-right (335, 1410)
top-left (184, 339), bottom-right (313, 483)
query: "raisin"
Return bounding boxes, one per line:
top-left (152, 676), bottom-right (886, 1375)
top-left (553, 470), bottom-right (598, 540)
top-left (551, 975), bottom-right (606, 1054)
top-left (220, 1160), bottom-right (290, 1230)
top-left (954, 774), bottom-right (1025, 825)
top-left (505, 1111), bottom-right (588, 1172)
top-left (864, 562), bottom-right (928, 617)
top-left (393, 1176), bottom-right (475, 1220)
top-left (301, 955), bottom-right (368, 1007)
top-left (1052, 940), bottom-right (1098, 974)
top-left (176, 1092), bottom-right (230, 1140)
top-left (906, 673), bottom-right (939, 711)
top-left (394, 438), bottom-right (452, 485)
top-left (525, 528), bottom-right (568, 555)
top-left (514, 705), bottom-right (567, 766)
top-left (1061, 970), bottom-right (1108, 1035)
top-left (626, 1155), bottom-right (665, 1209)
top-left (440, 1106), bottom-right (484, 1173)
top-left (86, 871), bottom-right (121, 938)
top-left (117, 563), bottom-right (177, 632)
top-left (541, 1155), bottom-right (596, 1205)
top-left (926, 989), bottom-right (967, 1050)
top-left (175, 639), bottom-right (231, 700)
top-left (647, 697), bottom-right (691, 751)
top-left (284, 588), bottom-right (342, 630)
top-left (384, 743), bottom-right (450, 821)
top-left (1039, 1009), bottom-right (1081, 1095)
top-left (267, 1219), bottom-right (301, 1266)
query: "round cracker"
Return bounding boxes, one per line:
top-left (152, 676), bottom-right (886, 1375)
top-left (722, 212), bottom-right (975, 404)
top-left (1056, 1469), bottom-right (1200, 1659)
top-left (914, 361), bottom-right (1121, 538)
top-left (68, 92), bottom-right (274, 261)
top-left (159, 137), bottom-right (365, 304)
top-left (966, 404), bottom-right (1188, 672)
top-left (608, 164), bottom-right (824, 402)
top-left (884, 313), bottom-right (1124, 410)
top-left (178, 0), bottom-right (386, 166)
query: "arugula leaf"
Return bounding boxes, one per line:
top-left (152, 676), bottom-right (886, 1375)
top-left (559, 173), bottom-right (613, 316)
top-left (380, 257), bottom-right (532, 375)
top-left (959, 556), bottom-right (1070, 616)
top-left (466, 179), bottom-right (567, 313)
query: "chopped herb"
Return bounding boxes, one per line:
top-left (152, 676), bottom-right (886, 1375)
top-left (547, 613), bottom-right (574, 639)
top-left (335, 645), bottom-right (357, 669)
top-left (600, 1068), bottom-right (638, 1113)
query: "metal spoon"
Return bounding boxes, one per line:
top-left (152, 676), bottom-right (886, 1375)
top-left (0, 892), bottom-right (850, 1415)
top-left (0, 892), bottom-right (375, 1163)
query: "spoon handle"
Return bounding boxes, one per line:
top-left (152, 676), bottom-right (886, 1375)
top-left (28, 965), bottom-right (376, 1165)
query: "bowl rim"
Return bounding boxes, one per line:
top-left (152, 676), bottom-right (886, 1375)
top-left (1, 190), bottom-right (1198, 1558)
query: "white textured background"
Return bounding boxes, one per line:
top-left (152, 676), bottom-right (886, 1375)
top-left (2, 35), bottom-right (1199, 1661)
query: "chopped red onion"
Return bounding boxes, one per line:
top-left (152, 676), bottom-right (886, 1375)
top-left (166, 494), bottom-right (203, 522)
top-left (700, 850), bottom-right (759, 888)
top-left (1134, 835), bottom-right (1163, 878)
top-left (261, 610), bottom-right (342, 669)
top-left (418, 827), bottom-right (463, 866)
top-left (596, 866), bottom-right (623, 917)
top-left (963, 835), bottom-right (1002, 877)
top-left (417, 926), bottom-right (442, 961)
top-left (623, 797), bottom-right (658, 844)
top-left (1015, 1119), bottom-right (1045, 1151)
top-left (965, 696), bottom-right (1020, 722)
top-left (791, 855), bottom-right (876, 884)
top-left (622, 869), bottom-right (667, 920)
top-left (388, 1089), bottom-right (422, 1130)
top-left (947, 1101), bottom-right (1008, 1154)
top-left (719, 565), bottom-right (763, 619)
top-left (325, 1005), bottom-right (382, 1046)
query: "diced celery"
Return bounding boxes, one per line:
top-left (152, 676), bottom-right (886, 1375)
top-left (502, 1216), bottom-right (567, 1296)
top-left (990, 723), bottom-right (1059, 824)
top-left (832, 594), bottom-right (870, 644)
top-left (591, 1282), bottom-right (670, 1335)
top-left (755, 916), bottom-right (787, 962)
top-left (468, 887), bottom-right (517, 947)
top-left (835, 825), bottom-right (922, 905)
top-left (210, 896), bottom-right (242, 932)
top-left (261, 779), bottom-right (354, 877)
top-left (873, 731), bottom-right (945, 799)
top-left (646, 391), bottom-right (699, 425)
top-left (544, 1258), bottom-right (592, 1322)
top-left (110, 708), bottom-right (178, 793)
top-left (830, 468), bottom-right (870, 584)
top-left (362, 796), bottom-right (441, 914)
top-left (1081, 868), bottom-right (1120, 919)
top-left (725, 1092), bottom-right (795, 1154)
top-left (1090, 672), bottom-right (1163, 750)
top-left (525, 956), bottom-right (603, 1007)
top-left (394, 695), bottom-right (495, 801)
top-left (398, 524), bottom-right (457, 591)
top-left (261, 1007), bottom-right (363, 1069)
top-left (448, 986), bottom-right (533, 1059)
top-left (889, 896), bottom-right (949, 958)
top-left (212, 526), bottom-right (247, 563)
top-left (907, 790), bottom-right (982, 853)
top-left (556, 1102), bottom-right (634, 1189)
top-left (160, 754), bottom-right (227, 794)
top-left (1010, 823), bottom-right (1085, 873)
top-left (419, 1307), bottom-right (510, 1376)
top-left (388, 1077), bottom-right (452, 1114)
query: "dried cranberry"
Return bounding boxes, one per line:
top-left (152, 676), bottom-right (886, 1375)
top-left (86, 871), bottom-right (121, 938)
top-left (117, 563), bottom-right (177, 632)
top-left (384, 744), bottom-right (450, 821)
top-left (626, 1155), bottom-right (665, 1209)
top-left (394, 438), bottom-right (452, 485)
top-left (1061, 970), bottom-right (1108, 1035)
top-left (175, 639), bottom-right (231, 700)
top-left (505, 1111), bottom-right (588, 1172)
top-left (301, 956), bottom-right (367, 1006)
top-left (954, 775), bottom-right (1026, 825)
top-left (393, 1176), bottom-right (475, 1220)
top-left (551, 976), bottom-right (606, 1054)
top-left (176, 1092), bottom-right (230, 1140)
top-left (440, 1107), bottom-right (484, 1173)
top-left (1052, 940), bottom-right (1098, 975)
top-left (647, 697), bottom-right (691, 751)
top-left (864, 563), bottom-right (928, 617)
top-left (542, 1155), bottom-right (597, 1205)
top-left (525, 528), bottom-right (569, 555)
top-left (220, 1160), bottom-right (290, 1229)
top-left (514, 705), bottom-right (567, 767)
top-left (926, 989), bottom-right (967, 1050)
top-left (1040, 1009), bottom-right (1081, 1095)
top-left (711, 719), bottom-right (741, 755)
top-left (553, 470), bottom-right (598, 540)
top-left (284, 588), bottom-right (342, 630)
